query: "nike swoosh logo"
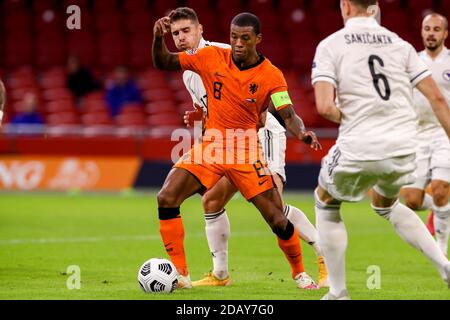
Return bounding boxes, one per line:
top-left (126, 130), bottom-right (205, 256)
top-left (215, 72), bottom-right (226, 78)
top-left (259, 179), bottom-right (269, 186)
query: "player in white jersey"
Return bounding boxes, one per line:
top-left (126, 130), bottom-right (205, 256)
top-left (311, 0), bottom-right (450, 300)
top-left (167, 7), bottom-right (328, 289)
top-left (402, 14), bottom-right (450, 258)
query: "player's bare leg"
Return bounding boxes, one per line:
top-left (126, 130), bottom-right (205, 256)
top-left (402, 187), bottom-right (435, 235)
top-left (251, 188), bottom-right (318, 290)
top-left (371, 190), bottom-right (450, 288)
top-left (157, 168), bottom-right (205, 288)
top-left (431, 179), bottom-right (450, 257)
top-left (272, 174), bottom-right (329, 288)
top-left (192, 177), bottom-right (237, 287)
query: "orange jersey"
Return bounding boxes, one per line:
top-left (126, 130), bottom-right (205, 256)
top-left (179, 46), bottom-right (289, 136)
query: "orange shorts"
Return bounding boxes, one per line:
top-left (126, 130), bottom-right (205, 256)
top-left (174, 143), bottom-right (274, 201)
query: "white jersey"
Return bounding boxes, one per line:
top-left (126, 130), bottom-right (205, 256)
top-left (312, 17), bottom-right (431, 161)
top-left (413, 48), bottom-right (450, 138)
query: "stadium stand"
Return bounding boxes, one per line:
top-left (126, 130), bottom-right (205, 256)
top-left (0, 0), bottom-right (443, 136)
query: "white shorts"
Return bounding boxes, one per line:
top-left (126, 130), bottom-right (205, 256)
top-left (405, 135), bottom-right (450, 190)
top-left (319, 145), bottom-right (417, 202)
top-left (259, 128), bottom-right (287, 183)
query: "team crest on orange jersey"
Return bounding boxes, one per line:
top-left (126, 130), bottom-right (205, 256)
top-left (249, 83), bottom-right (258, 94)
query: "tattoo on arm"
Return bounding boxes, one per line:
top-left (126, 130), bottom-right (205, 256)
top-left (277, 105), bottom-right (307, 138)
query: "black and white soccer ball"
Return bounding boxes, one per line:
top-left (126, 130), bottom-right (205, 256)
top-left (138, 258), bottom-right (178, 293)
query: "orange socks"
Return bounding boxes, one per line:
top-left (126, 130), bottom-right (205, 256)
top-left (277, 226), bottom-right (305, 279)
top-left (159, 215), bottom-right (189, 276)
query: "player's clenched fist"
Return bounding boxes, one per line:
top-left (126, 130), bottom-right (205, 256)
top-left (301, 130), bottom-right (322, 151)
top-left (153, 17), bottom-right (171, 38)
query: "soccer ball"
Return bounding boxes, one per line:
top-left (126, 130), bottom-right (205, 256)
top-left (138, 258), bottom-right (178, 293)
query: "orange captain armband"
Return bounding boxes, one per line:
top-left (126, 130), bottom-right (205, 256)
top-left (271, 91), bottom-right (292, 110)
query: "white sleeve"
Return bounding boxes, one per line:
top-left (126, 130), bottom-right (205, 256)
top-left (406, 45), bottom-right (431, 87)
top-left (311, 40), bottom-right (338, 87)
top-left (182, 71), bottom-right (201, 106)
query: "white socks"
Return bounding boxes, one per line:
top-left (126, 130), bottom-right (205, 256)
top-left (204, 209), bottom-right (230, 280)
top-left (315, 193), bottom-right (347, 296)
top-left (433, 203), bottom-right (450, 257)
top-left (373, 201), bottom-right (449, 278)
top-left (285, 205), bottom-right (323, 256)
top-left (421, 193), bottom-right (434, 211)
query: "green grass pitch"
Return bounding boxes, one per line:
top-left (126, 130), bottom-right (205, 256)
top-left (0, 191), bottom-right (449, 300)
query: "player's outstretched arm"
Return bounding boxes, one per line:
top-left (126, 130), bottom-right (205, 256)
top-left (276, 104), bottom-right (322, 151)
top-left (152, 17), bottom-right (181, 71)
top-left (0, 79), bottom-right (5, 126)
top-left (416, 76), bottom-right (450, 140)
top-left (314, 81), bottom-right (341, 124)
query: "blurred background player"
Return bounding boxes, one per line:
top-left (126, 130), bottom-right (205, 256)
top-left (105, 66), bottom-right (143, 117)
top-left (0, 79), bottom-right (5, 127)
top-left (10, 93), bottom-right (44, 126)
top-left (153, 12), bottom-right (322, 290)
top-left (66, 55), bottom-right (100, 103)
top-left (401, 13), bottom-right (450, 258)
top-left (312, 0), bottom-right (450, 299)
top-left (168, 7), bottom-right (328, 288)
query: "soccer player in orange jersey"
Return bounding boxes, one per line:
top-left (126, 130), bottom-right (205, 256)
top-left (169, 7), bottom-right (328, 288)
top-left (152, 12), bottom-right (321, 290)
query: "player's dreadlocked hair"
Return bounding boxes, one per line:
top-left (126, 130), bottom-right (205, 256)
top-left (169, 7), bottom-right (199, 24)
top-left (231, 12), bottom-right (261, 35)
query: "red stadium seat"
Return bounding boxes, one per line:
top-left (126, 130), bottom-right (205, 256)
top-left (80, 101), bottom-right (109, 115)
top-left (7, 72), bottom-right (38, 90)
top-left (45, 101), bottom-right (76, 114)
top-left (116, 113), bottom-right (147, 127)
top-left (2, 10), bottom-right (31, 32)
top-left (40, 72), bottom-right (67, 90)
top-left (145, 101), bottom-right (178, 115)
top-left (4, 32), bottom-right (33, 68)
top-left (148, 114), bottom-right (182, 127)
top-left (63, 0), bottom-right (89, 9)
top-left (129, 34), bottom-right (153, 69)
top-left (93, 0), bottom-right (119, 14)
top-left (9, 88), bottom-right (42, 104)
top-left (81, 112), bottom-right (114, 126)
top-left (142, 89), bottom-right (175, 102)
top-left (95, 12), bottom-right (123, 33)
top-left (67, 31), bottom-right (97, 66)
top-left (152, 0), bottom-right (178, 16)
top-left (125, 12), bottom-right (154, 34)
top-left (46, 112), bottom-right (80, 125)
top-left (35, 32), bottom-right (66, 69)
top-left (315, 9), bottom-right (344, 38)
top-left (119, 104), bottom-right (145, 116)
top-left (42, 88), bottom-right (74, 101)
top-left (98, 33), bottom-right (128, 69)
top-left (123, 0), bottom-right (150, 13)
top-left (2, 0), bottom-right (27, 10)
top-left (32, 0), bottom-right (56, 13)
top-left (408, 0), bottom-right (434, 11)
